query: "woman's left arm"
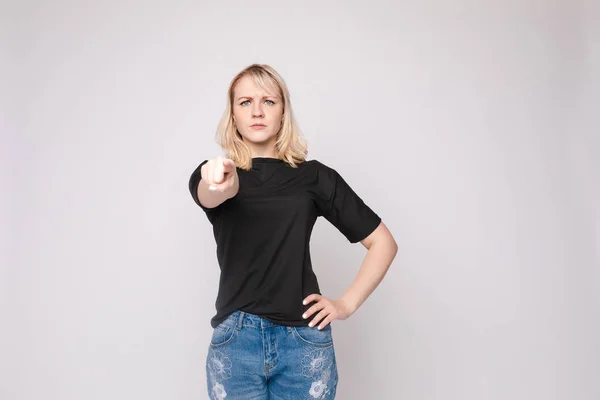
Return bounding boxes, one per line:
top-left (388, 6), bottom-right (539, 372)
top-left (302, 221), bottom-right (398, 329)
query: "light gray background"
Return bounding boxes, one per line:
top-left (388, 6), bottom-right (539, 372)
top-left (2, 0), bottom-right (598, 399)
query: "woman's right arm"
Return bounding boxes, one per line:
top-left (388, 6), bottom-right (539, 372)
top-left (197, 156), bottom-right (239, 209)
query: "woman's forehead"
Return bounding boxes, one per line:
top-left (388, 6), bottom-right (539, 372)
top-left (234, 74), bottom-right (280, 97)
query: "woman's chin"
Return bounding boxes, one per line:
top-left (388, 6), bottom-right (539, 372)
top-left (242, 132), bottom-right (277, 145)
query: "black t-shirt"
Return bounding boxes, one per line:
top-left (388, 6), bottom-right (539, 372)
top-left (188, 157), bottom-right (381, 328)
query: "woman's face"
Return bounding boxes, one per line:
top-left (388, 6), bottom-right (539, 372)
top-left (232, 75), bottom-right (284, 149)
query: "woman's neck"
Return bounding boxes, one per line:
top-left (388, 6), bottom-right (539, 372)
top-left (247, 143), bottom-right (278, 159)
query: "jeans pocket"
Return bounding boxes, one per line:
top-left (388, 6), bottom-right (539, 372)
top-left (292, 325), bottom-right (333, 347)
top-left (210, 322), bottom-right (236, 347)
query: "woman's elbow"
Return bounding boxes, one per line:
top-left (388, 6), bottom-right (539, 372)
top-left (361, 221), bottom-right (398, 255)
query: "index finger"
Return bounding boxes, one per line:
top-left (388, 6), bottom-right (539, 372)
top-left (302, 294), bottom-right (322, 305)
top-left (213, 156), bottom-right (225, 183)
top-left (222, 158), bottom-right (236, 172)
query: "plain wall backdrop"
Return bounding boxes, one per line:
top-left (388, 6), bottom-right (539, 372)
top-left (2, 0), bottom-right (598, 399)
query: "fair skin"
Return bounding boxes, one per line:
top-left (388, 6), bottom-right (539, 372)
top-left (231, 74), bottom-right (283, 158)
top-left (198, 74), bottom-right (398, 329)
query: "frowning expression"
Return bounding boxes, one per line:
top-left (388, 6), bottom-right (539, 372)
top-left (232, 75), bottom-right (284, 146)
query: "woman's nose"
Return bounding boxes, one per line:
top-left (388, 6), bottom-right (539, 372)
top-left (252, 103), bottom-right (264, 117)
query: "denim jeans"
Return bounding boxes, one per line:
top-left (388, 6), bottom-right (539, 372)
top-left (206, 310), bottom-right (338, 399)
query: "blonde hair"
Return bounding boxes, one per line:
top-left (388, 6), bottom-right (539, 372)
top-left (215, 64), bottom-right (308, 170)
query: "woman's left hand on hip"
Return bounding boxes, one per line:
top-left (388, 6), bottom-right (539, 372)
top-left (301, 294), bottom-right (352, 330)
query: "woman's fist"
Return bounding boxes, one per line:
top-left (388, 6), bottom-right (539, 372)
top-left (201, 156), bottom-right (238, 193)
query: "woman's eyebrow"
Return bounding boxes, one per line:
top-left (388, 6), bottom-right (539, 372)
top-left (236, 95), bottom-right (278, 100)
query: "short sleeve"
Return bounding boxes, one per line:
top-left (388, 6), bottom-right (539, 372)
top-left (188, 159), bottom-right (222, 224)
top-left (314, 162), bottom-right (382, 243)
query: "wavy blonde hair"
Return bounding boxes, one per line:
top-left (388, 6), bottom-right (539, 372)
top-left (215, 64), bottom-right (308, 170)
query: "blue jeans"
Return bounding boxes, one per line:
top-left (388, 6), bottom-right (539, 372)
top-left (206, 310), bottom-right (339, 399)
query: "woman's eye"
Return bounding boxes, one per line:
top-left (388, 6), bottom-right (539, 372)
top-left (240, 100), bottom-right (250, 106)
top-left (265, 100), bottom-right (275, 105)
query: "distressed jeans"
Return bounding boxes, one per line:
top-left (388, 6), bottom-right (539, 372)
top-left (206, 310), bottom-right (338, 399)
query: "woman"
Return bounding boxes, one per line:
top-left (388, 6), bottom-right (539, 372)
top-left (188, 64), bottom-right (398, 399)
